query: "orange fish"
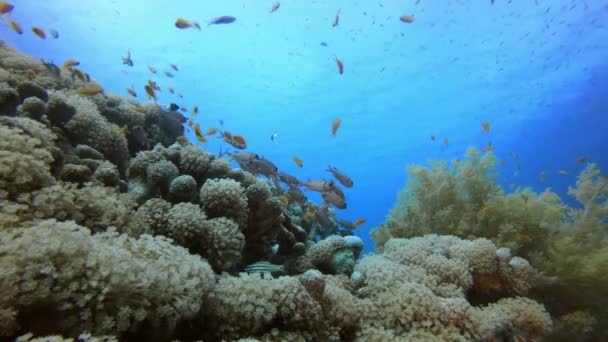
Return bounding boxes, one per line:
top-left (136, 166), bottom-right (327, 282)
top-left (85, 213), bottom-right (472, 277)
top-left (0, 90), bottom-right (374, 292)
top-left (8, 20), bottom-right (22, 34)
top-left (335, 56), bottom-right (344, 74)
top-left (63, 59), bottom-right (80, 69)
top-left (279, 195), bottom-right (290, 205)
top-left (576, 156), bottom-right (587, 164)
top-left (0, 2), bottom-right (14, 14)
top-left (126, 88), bottom-right (137, 97)
top-left (332, 8), bottom-right (341, 27)
top-left (72, 68), bottom-right (87, 82)
top-left (483, 141), bottom-right (493, 152)
top-left (187, 120), bottom-right (194, 127)
top-left (482, 121), bottom-right (490, 133)
top-left (331, 118), bottom-right (342, 137)
top-left (270, 2), bottom-right (280, 13)
top-left (194, 124), bottom-right (207, 142)
top-left (400, 15), bottom-right (416, 23)
top-left (223, 131), bottom-right (233, 141)
top-left (148, 66), bottom-right (157, 74)
top-left (354, 218), bottom-right (366, 226)
top-left (77, 84), bottom-right (103, 96)
top-left (293, 156), bottom-right (303, 168)
top-left (175, 18), bottom-right (201, 30)
top-left (176, 135), bottom-right (189, 145)
top-left (164, 70), bottom-right (174, 77)
top-left (169, 63), bottom-right (178, 71)
top-left (31, 27), bottom-right (46, 39)
top-left (207, 127), bottom-right (217, 135)
top-left (144, 84), bottom-right (156, 102)
top-left (232, 135), bottom-right (247, 149)
top-left (168, 87), bottom-right (175, 94)
top-left (191, 105), bottom-right (198, 116)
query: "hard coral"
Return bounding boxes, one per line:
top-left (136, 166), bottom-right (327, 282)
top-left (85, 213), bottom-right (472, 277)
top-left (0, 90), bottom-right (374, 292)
top-left (0, 220), bottom-right (215, 339)
top-left (200, 178), bottom-right (249, 228)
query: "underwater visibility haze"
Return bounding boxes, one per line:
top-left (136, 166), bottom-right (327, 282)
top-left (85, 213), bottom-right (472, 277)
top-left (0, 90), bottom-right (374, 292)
top-left (0, 0), bottom-right (607, 341)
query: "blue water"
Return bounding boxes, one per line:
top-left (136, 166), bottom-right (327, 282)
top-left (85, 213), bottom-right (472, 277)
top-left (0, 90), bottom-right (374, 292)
top-left (3, 0), bottom-right (607, 254)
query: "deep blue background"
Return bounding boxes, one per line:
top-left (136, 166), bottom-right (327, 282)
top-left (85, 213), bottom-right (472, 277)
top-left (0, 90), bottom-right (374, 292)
top-left (3, 1), bottom-right (607, 254)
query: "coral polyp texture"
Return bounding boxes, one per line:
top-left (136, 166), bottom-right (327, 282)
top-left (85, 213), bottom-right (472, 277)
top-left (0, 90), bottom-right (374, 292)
top-left (0, 41), bottom-right (561, 341)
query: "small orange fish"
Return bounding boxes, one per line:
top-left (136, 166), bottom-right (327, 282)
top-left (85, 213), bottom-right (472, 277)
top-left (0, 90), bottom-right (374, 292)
top-left (176, 135), bottom-right (189, 145)
top-left (63, 59), bottom-right (80, 69)
top-left (0, 2), bottom-right (14, 14)
top-left (31, 27), bottom-right (46, 39)
top-left (576, 156), bottom-right (587, 164)
top-left (194, 124), bottom-right (207, 142)
top-left (332, 8), bottom-right (341, 27)
top-left (279, 195), bottom-right (290, 205)
top-left (335, 56), bottom-right (344, 75)
top-left (126, 88), bottom-right (137, 97)
top-left (400, 15), bottom-right (416, 23)
top-left (270, 2), bottom-right (280, 13)
top-left (8, 20), bottom-right (22, 34)
top-left (187, 120), bottom-right (194, 127)
top-left (207, 127), bottom-right (217, 135)
top-left (293, 156), bottom-right (303, 168)
top-left (164, 70), bottom-right (174, 77)
top-left (483, 141), bottom-right (493, 152)
top-left (191, 105), bottom-right (198, 116)
top-left (232, 135), bottom-right (247, 149)
top-left (223, 131), bottom-right (233, 141)
top-left (144, 84), bottom-right (157, 102)
top-left (77, 84), bottom-right (103, 96)
top-left (559, 170), bottom-right (570, 176)
top-left (72, 68), bottom-right (87, 82)
top-left (168, 87), bottom-right (175, 94)
top-left (482, 121), bottom-right (490, 133)
top-left (331, 118), bottom-right (342, 137)
top-left (169, 63), bottom-right (178, 71)
top-left (175, 18), bottom-right (201, 30)
top-left (354, 218), bottom-right (366, 226)
top-left (148, 66), bottom-right (157, 74)
top-left (180, 107), bottom-right (187, 112)
top-left (133, 105), bottom-right (146, 113)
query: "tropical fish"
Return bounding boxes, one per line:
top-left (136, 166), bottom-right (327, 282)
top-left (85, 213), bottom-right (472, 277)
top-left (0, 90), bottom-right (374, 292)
top-left (431, 135), bottom-right (436, 141)
top-left (147, 80), bottom-right (160, 91)
top-left (287, 185), bottom-right (306, 204)
top-left (444, 137), bottom-right (449, 146)
top-left (187, 120), bottom-right (194, 127)
top-left (335, 56), bottom-right (344, 74)
top-left (209, 16), bottom-right (237, 25)
top-left (482, 121), bottom-right (490, 133)
top-left (315, 203), bottom-right (333, 232)
top-left (169, 103), bottom-right (180, 111)
top-left (194, 124), bottom-right (207, 143)
top-left (279, 195), bottom-right (290, 205)
top-left (576, 156), bottom-right (587, 164)
top-left (178, 92), bottom-right (184, 98)
top-left (206, 127), bottom-right (217, 135)
top-left (270, 2), bottom-right (280, 13)
top-left (126, 88), bottom-right (137, 97)
top-left (354, 218), bottom-right (366, 226)
top-left (400, 15), bottom-right (416, 23)
top-left (0, 1), bottom-right (14, 14)
top-left (71, 68), bottom-right (87, 82)
top-left (293, 156), bottom-right (303, 168)
top-left (63, 59), bottom-right (80, 69)
top-left (323, 190), bottom-right (346, 209)
top-left (539, 171), bottom-right (546, 182)
top-left (320, 41), bottom-right (328, 47)
top-left (231, 135), bottom-right (247, 149)
top-left (49, 29), bottom-right (59, 39)
top-left (191, 106), bottom-right (198, 116)
top-left (122, 50), bottom-right (133, 67)
top-left (271, 131), bottom-right (278, 141)
top-left (332, 8), bottom-right (341, 27)
top-left (175, 18), bottom-right (201, 30)
top-left (483, 141), bottom-right (493, 152)
top-left (559, 170), bottom-right (570, 176)
top-left (8, 20), bottom-right (22, 34)
top-left (144, 84), bottom-right (156, 101)
top-left (176, 135), bottom-right (189, 145)
top-left (244, 261), bottom-right (284, 276)
top-left (168, 87), bottom-right (175, 94)
top-left (326, 165), bottom-right (353, 187)
top-left (338, 219), bottom-right (357, 230)
top-left (278, 172), bottom-right (302, 187)
top-left (31, 27), bottom-right (46, 39)
top-left (169, 63), bottom-right (178, 71)
top-left (77, 84), bottom-right (103, 95)
top-left (500, 159), bottom-right (505, 167)
top-left (331, 118), bottom-right (342, 137)
top-left (180, 107), bottom-right (187, 112)
top-left (304, 179), bottom-right (338, 193)
top-left (164, 70), bottom-right (174, 77)
top-left (148, 66), bottom-right (157, 74)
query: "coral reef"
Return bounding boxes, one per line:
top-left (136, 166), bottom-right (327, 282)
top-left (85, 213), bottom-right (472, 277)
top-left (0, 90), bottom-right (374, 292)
top-left (0, 41), bottom-right (558, 341)
top-left (373, 147), bottom-right (608, 340)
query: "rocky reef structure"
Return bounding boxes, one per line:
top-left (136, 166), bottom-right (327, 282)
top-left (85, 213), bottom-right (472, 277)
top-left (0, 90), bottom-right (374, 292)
top-left (373, 147), bottom-right (608, 341)
top-left (0, 41), bottom-right (555, 340)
